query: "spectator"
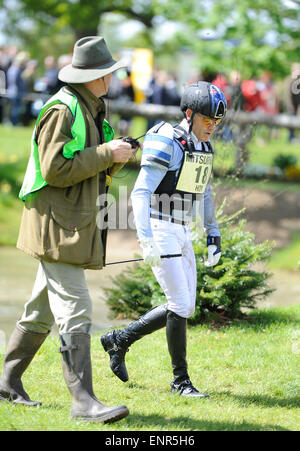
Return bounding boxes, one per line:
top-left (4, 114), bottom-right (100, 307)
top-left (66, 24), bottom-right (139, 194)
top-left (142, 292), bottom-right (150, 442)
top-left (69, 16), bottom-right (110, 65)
top-left (258, 70), bottom-right (280, 139)
top-left (6, 45), bottom-right (18, 67)
top-left (146, 69), bottom-right (180, 128)
top-left (212, 73), bottom-right (232, 141)
top-left (6, 50), bottom-right (29, 126)
top-left (55, 54), bottom-right (72, 92)
top-left (116, 68), bottom-right (135, 136)
top-left (212, 73), bottom-right (230, 104)
top-left (36, 55), bottom-right (59, 95)
top-left (227, 71), bottom-right (244, 111)
top-left (163, 72), bottom-right (181, 106)
top-left (146, 69), bottom-right (164, 104)
top-left (257, 70), bottom-right (279, 115)
top-left (0, 47), bottom-right (8, 122)
top-left (0, 46), bottom-right (18, 123)
top-left (241, 77), bottom-right (262, 112)
top-left (21, 59), bottom-right (38, 125)
top-left (145, 69), bottom-right (165, 129)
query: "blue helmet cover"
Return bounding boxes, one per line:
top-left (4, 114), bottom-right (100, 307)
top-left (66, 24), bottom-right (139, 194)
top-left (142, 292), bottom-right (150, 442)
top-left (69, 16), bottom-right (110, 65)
top-left (180, 81), bottom-right (227, 119)
top-left (209, 84), bottom-right (227, 118)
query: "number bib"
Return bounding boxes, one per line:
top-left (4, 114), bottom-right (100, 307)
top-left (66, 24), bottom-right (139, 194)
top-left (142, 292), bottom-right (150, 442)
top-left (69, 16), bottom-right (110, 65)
top-left (176, 152), bottom-right (213, 194)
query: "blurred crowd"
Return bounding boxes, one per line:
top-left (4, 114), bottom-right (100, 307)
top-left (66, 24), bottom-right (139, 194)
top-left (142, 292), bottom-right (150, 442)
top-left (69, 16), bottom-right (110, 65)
top-left (0, 45), bottom-right (300, 142)
top-left (0, 46), bottom-right (72, 126)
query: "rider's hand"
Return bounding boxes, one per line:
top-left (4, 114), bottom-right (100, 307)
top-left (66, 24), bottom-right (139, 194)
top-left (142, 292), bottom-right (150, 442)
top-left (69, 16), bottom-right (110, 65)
top-left (204, 236), bottom-right (221, 267)
top-left (139, 237), bottom-right (161, 267)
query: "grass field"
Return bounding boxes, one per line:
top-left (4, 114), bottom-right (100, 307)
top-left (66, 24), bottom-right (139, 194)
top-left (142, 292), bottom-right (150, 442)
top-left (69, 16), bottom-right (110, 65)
top-left (269, 233), bottom-right (300, 270)
top-left (0, 305), bottom-right (299, 431)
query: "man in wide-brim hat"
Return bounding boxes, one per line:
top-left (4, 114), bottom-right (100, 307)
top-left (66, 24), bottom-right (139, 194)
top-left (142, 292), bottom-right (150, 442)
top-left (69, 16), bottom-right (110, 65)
top-left (0, 36), bottom-right (136, 424)
top-left (59, 35), bottom-right (126, 83)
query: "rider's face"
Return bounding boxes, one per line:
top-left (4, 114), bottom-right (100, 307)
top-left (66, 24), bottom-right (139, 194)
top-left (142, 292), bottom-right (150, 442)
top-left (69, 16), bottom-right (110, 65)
top-left (186, 108), bottom-right (219, 142)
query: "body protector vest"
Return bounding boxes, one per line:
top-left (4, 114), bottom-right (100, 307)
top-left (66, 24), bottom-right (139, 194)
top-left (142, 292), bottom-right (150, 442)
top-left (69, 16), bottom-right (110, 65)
top-left (150, 123), bottom-right (214, 225)
top-left (19, 87), bottom-right (114, 201)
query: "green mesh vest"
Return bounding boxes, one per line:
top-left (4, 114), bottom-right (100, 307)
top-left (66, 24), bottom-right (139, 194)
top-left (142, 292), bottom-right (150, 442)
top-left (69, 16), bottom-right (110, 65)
top-left (19, 87), bottom-right (114, 201)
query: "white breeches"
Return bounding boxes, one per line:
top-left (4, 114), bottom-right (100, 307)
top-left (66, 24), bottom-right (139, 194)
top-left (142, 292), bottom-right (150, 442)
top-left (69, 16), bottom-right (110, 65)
top-left (150, 218), bottom-right (197, 318)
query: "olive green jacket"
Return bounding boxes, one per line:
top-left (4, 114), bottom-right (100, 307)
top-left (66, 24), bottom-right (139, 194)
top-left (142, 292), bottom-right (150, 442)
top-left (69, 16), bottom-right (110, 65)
top-left (17, 83), bottom-right (123, 269)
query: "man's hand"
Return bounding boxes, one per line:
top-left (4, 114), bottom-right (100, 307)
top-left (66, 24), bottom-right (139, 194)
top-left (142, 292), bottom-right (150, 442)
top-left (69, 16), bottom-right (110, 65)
top-left (205, 236), bottom-right (221, 267)
top-left (108, 139), bottom-right (136, 163)
top-left (139, 237), bottom-right (161, 267)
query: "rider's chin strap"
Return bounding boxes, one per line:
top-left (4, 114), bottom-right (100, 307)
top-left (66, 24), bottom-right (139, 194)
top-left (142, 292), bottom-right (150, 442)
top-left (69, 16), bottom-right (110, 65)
top-left (184, 110), bottom-right (195, 157)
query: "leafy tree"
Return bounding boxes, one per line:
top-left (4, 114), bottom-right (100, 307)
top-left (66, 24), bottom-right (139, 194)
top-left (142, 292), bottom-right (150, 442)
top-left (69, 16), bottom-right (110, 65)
top-left (1, 0), bottom-right (299, 78)
top-left (1, 0), bottom-right (157, 39)
top-left (169, 0), bottom-right (300, 78)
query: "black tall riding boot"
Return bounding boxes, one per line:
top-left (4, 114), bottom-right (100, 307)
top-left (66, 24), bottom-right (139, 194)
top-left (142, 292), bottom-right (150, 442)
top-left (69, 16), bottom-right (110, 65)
top-left (59, 333), bottom-right (129, 423)
top-left (166, 310), bottom-right (209, 398)
top-left (101, 303), bottom-right (168, 382)
top-left (0, 325), bottom-right (48, 406)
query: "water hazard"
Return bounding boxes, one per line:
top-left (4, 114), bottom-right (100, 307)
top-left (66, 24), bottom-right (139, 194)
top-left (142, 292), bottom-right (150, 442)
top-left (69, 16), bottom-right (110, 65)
top-left (0, 231), bottom-right (140, 342)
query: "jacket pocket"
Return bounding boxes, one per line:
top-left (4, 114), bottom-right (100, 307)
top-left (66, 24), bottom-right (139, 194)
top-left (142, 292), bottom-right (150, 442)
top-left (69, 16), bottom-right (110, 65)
top-left (44, 206), bottom-right (100, 266)
top-left (51, 208), bottom-right (95, 232)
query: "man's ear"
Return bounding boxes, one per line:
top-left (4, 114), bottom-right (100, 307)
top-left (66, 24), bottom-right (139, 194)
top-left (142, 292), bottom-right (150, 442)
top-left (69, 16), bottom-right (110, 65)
top-left (185, 108), bottom-right (193, 123)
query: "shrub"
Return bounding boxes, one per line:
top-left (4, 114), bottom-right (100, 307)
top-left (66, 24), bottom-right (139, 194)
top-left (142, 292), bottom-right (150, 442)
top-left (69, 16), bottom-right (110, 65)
top-left (272, 154), bottom-right (298, 171)
top-left (104, 200), bottom-right (276, 323)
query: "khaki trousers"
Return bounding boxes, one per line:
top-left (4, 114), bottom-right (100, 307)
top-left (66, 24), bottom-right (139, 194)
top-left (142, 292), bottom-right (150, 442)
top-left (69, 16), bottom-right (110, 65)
top-left (18, 261), bottom-right (93, 335)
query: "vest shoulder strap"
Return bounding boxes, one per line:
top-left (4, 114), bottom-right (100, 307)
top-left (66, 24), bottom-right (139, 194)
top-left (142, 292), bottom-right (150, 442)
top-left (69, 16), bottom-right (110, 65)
top-left (172, 123), bottom-right (214, 154)
top-left (172, 123), bottom-right (190, 151)
top-left (151, 121), bottom-right (167, 133)
top-left (36, 88), bottom-right (78, 124)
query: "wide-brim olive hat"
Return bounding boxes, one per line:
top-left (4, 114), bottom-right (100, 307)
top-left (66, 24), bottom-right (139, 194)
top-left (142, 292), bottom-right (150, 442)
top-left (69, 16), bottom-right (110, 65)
top-left (58, 36), bottom-right (127, 83)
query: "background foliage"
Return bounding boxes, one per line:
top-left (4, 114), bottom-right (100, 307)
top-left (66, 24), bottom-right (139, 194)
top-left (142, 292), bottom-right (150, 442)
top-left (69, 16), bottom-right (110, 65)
top-left (0, 0), bottom-right (299, 78)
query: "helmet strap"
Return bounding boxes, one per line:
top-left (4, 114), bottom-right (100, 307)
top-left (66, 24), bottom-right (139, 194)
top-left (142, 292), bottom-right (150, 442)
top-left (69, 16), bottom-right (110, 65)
top-left (182, 111), bottom-right (196, 157)
top-left (188, 111), bottom-right (195, 134)
top-left (183, 110), bottom-right (195, 132)
top-left (186, 111), bottom-right (195, 157)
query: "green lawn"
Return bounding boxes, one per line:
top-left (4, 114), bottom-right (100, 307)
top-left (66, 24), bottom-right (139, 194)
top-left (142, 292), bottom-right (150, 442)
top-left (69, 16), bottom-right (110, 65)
top-left (0, 124), bottom-right (33, 160)
top-left (269, 233), bottom-right (300, 270)
top-left (0, 194), bottom-right (23, 246)
top-left (0, 125), bottom-right (33, 245)
top-left (0, 305), bottom-right (299, 431)
top-left (210, 127), bottom-right (300, 175)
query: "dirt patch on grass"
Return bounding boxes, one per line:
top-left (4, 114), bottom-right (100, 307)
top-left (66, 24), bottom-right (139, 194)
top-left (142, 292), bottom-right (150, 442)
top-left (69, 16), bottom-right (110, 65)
top-left (215, 185), bottom-right (300, 248)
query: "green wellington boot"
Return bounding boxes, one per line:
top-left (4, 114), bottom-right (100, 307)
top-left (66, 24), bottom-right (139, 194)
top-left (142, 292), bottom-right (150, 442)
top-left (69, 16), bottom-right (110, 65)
top-left (59, 332), bottom-right (129, 423)
top-left (0, 325), bottom-right (48, 406)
